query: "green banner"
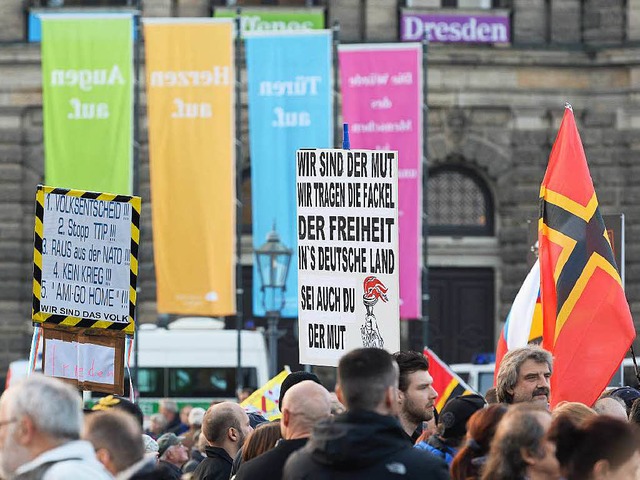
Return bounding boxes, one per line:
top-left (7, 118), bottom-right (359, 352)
top-left (214, 8), bottom-right (324, 36)
top-left (42, 14), bottom-right (133, 194)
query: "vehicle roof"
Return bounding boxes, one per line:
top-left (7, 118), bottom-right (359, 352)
top-left (137, 328), bottom-right (267, 368)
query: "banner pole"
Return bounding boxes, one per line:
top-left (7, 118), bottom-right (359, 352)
top-left (332, 21), bottom-right (340, 149)
top-left (132, 11), bottom-right (141, 398)
top-left (234, 9), bottom-right (245, 394)
top-left (421, 35), bottom-right (430, 350)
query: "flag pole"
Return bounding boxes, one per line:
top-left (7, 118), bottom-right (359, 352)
top-left (421, 33), bottom-right (430, 349)
top-left (629, 346), bottom-right (640, 386)
top-left (234, 8), bottom-right (245, 393)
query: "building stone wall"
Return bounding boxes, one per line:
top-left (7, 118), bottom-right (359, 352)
top-left (0, 0), bottom-right (640, 376)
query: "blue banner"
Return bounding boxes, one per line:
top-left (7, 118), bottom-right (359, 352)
top-left (246, 31), bottom-right (333, 318)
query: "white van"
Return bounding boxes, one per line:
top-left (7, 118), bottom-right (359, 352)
top-left (452, 357), bottom-right (639, 396)
top-left (90, 317), bottom-right (269, 416)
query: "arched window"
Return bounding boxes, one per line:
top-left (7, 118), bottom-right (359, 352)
top-left (428, 165), bottom-right (494, 236)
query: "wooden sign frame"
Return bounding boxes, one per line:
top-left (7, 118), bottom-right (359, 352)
top-left (41, 325), bottom-right (125, 395)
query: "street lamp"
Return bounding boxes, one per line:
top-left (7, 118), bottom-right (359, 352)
top-left (254, 223), bottom-right (292, 377)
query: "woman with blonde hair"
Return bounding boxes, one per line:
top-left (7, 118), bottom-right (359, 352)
top-left (552, 401), bottom-right (596, 426)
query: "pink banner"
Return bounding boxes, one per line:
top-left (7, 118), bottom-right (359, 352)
top-left (339, 43), bottom-right (422, 319)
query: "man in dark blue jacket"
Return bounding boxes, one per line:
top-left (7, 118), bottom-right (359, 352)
top-left (283, 348), bottom-right (449, 480)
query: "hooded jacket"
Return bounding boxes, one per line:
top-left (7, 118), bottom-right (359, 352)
top-left (283, 410), bottom-right (449, 479)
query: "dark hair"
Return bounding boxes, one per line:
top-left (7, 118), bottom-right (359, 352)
top-left (83, 410), bottom-right (144, 473)
top-left (202, 403), bottom-right (241, 445)
top-left (450, 404), bottom-right (507, 480)
top-left (338, 348), bottom-right (397, 411)
top-left (242, 421), bottom-right (282, 462)
top-left (484, 387), bottom-right (498, 405)
top-left (630, 398), bottom-right (640, 426)
top-left (549, 415), bottom-right (640, 480)
top-left (481, 404), bottom-right (549, 480)
top-left (278, 371), bottom-right (322, 412)
top-left (392, 351), bottom-right (429, 393)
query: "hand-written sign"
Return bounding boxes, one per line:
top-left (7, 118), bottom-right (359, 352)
top-left (42, 326), bottom-right (125, 394)
top-left (33, 186), bottom-right (141, 334)
top-left (45, 339), bottom-right (115, 384)
top-left (297, 149), bottom-right (400, 367)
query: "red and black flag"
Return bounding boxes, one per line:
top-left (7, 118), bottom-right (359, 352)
top-left (424, 348), bottom-right (475, 412)
top-left (539, 105), bottom-right (635, 408)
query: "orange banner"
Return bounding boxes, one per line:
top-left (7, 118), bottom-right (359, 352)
top-left (144, 19), bottom-right (235, 315)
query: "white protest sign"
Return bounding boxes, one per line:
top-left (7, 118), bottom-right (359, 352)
top-left (297, 148), bottom-right (400, 367)
top-left (33, 186), bottom-right (141, 334)
top-left (44, 338), bottom-right (116, 385)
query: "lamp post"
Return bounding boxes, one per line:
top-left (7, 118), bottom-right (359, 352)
top-left (254, 224), bottom-right (292, 378)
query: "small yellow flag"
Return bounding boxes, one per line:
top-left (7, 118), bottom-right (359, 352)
top-left (240, 369), bottom-right (290, 421)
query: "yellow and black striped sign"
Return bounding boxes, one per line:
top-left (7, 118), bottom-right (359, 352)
top-left (32, 185), bottom-right (141, 335)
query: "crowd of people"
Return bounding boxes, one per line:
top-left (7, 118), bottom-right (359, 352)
top-left (0, 345), bottom-right (639, 479)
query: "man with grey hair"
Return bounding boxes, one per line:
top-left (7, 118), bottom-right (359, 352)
top-left (496, 345), bottom-right (553, 405)
top-left (0, 374), bottom-right (112, 479)
top-left (235, 380), bottom-right (332, 479)
top-left (159, 398), bottom-right (186, 435)
top-left (481, 403), bottom-right (560, 479)
top-left (192, 402), bottom-right (252, 480)
top-left (283, 348), bottom-right (449, 479)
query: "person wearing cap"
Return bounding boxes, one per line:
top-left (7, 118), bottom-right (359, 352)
top-left (415, 394), bottom-right (487, 465)
top-left (91, 395), bottom-right (144, 428)
top-left (607, 386), bottom-right (640, 416)
top-left (192, 402), bottom-right (252, 480)
top-left (277, 371), bottom-right (323, 411)
top-left (156, 432), bottom-right (189, 480)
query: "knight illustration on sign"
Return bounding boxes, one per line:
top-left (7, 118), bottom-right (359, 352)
top-left (360, 276), bottom-right (387, 348)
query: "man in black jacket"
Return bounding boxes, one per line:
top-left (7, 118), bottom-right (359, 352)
top-left (235, 380), bottom-right (332, 479)
top-left (283, 348), bottom-right (449, 479)
top-left (192, 402), bottom-right (252, 480)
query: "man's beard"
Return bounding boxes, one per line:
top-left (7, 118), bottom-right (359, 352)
top-left (237, 431), bottom-right (248, 450)
top-left (403, 396), bottom-right (434, 425)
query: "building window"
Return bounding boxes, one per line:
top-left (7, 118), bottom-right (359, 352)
top-left (428, 165), bottom-right (494, 236)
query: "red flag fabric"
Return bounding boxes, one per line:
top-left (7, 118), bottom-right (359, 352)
top-left (538, 105), bottom-right (635, 408)
top-left (423, 348), bottom-right (475, 412)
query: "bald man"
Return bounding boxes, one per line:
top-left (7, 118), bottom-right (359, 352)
top-left (593, 396), bottom-right (628, 420)
top-left (192, 402), bottom-right (253, 480)
top-left (235, 381), bottom-right (332, 480)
